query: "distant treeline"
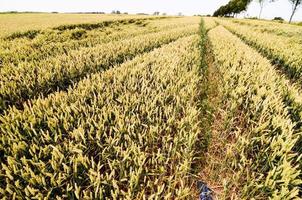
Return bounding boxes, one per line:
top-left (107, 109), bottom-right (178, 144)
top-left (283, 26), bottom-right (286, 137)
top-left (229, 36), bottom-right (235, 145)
top-left (213, 0), bottom-right (301, 23)
top-left (0, 11), bottom-right (107, 14)
top-left (0, 11), bottom-right (165, 16)
top-left (67, 12), bottom-right (106, 14)
top-left (0, 11), bottom-right (45, 14)
top-left (213, 0), bottom-right (252, 17)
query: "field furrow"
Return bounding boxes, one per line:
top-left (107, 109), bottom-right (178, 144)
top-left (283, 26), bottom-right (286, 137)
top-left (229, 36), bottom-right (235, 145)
top-left (0, 34), bottom-right (204, 199)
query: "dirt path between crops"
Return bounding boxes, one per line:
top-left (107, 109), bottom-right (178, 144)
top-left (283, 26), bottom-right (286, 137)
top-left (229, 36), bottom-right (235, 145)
top-left (196, 39), bottom-right (240, 200)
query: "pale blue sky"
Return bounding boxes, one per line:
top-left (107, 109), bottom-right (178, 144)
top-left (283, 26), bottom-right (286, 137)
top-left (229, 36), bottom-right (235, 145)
top-left (1, 0), bottom-right (302, 21)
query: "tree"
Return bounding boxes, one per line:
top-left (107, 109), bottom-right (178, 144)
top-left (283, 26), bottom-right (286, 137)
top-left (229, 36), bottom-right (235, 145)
top-left (258, 0), bottom-right (265, 18)
top-left (213, 0), bottom-right (252, 17)
top-left (273, 16), bottom-right (284, 21)
top-left (257, 0), bottom-right (276, 19)
top-left (288, 0), bottom-right (301, 23)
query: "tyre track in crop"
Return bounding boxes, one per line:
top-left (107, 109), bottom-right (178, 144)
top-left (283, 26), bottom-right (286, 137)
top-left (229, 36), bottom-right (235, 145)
top-left (196, 22), bottom-right (240, 199)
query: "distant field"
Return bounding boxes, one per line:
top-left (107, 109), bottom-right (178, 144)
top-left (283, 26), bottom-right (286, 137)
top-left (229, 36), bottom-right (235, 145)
top-left (0, 13), bottom-right (155, 37)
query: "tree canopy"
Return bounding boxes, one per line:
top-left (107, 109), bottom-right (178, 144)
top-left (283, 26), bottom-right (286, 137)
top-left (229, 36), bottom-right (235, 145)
top-left (213, 0), bottom-right (252, 17)
top-left (289, 0), bottom-right (301, 23)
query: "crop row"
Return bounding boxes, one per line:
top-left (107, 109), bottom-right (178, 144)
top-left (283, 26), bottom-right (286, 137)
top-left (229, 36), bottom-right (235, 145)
top-left (0, 17), bottom-right (199, 67)
top-left (217, 19), bottom-right (302, 84)
top-left (51, 16), bottom-right (167, 31)
top-left (0, 14), bottom-right (162, 37)
top-left (0, 34), bottom-right (203, 199)
top-left (203, 17), bottom-right (217, 31)
top-left (208, 25), bottom-right (301, 199)
top-left (0, 24), bottom-right (198, 113)
top-left (0, 19), bottom-right (147, 67)
top-left (231, 18), bottom-right (302, 38)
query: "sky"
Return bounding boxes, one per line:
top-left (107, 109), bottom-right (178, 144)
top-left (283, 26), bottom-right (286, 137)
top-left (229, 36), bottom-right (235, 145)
top-left (1, 0), bottom-right (302, 21)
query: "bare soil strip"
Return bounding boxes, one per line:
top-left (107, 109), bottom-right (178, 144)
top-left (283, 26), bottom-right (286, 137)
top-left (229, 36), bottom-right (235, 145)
top-left (197, 31), bottom-right (240, 200)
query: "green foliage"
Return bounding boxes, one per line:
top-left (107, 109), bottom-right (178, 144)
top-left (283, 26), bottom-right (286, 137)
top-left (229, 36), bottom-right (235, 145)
top-left (5, 30), bottom-right (41, 40)
top-left (273, 17), bottom-right (285, 21)
top-left (288, 0), bottom-right (302, 23)
top-left (213, 0), bottom-right (252, 17)
top-left (53, 18), bottom-right (132, 31)
top-left (70, 29), bottom-right (87, 40)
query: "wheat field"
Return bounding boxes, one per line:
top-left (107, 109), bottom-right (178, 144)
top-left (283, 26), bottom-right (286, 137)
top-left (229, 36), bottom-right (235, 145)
top-left (0, 14), bottom-right (301, 199)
